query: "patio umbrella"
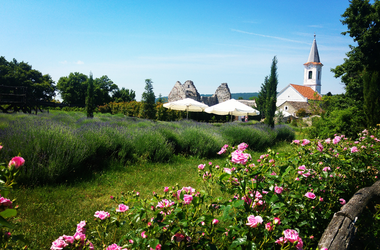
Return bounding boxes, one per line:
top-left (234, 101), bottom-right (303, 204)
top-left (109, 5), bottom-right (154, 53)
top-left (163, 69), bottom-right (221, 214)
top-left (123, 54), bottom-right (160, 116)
top-left (163, 98), bottom-right (209, 119)
top-left (205, 99), bottom-right (259, 120)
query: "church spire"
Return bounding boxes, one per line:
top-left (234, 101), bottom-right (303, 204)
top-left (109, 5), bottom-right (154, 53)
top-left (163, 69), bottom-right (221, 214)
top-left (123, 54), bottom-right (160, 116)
top-left (307, 34), bottom-right (321, 63)
top-left (303, 35), bottom-right (323, 94)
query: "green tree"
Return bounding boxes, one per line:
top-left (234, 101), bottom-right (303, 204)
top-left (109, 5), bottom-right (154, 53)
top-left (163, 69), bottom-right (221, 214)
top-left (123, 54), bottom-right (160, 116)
top-left (256, 76), bottom-right (268, 119)
top-left (94, 75), bottom-right (118, 105)
top-left (57, 72), bottom-right (88, 106)
top-left (363, 70), bottom-right (380, 127)
top-left (112, 87), bottom-right (136, 103)
top-left (265, 56), bottom-right (278, 128)
top-left (141, 79), bottom-right (156, 119)
top-left (86, 72), bottom-right (95, 118)
top-left (0, 57), bottom-right (56, 105)
top-left (331, 0), bottom-right (380, 126)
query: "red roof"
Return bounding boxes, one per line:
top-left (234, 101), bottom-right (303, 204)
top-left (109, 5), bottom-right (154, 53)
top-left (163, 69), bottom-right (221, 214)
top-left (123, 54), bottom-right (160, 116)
top-left (290, 84), bottom-right (322, 100)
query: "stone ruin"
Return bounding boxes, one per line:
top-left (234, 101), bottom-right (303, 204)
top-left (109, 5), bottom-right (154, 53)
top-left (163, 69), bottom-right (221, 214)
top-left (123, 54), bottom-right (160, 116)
top-left (167, 80), bottom-right (231, 106)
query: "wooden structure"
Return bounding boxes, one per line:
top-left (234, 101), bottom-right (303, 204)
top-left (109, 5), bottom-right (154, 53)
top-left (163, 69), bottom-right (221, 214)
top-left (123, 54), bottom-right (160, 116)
top-left (0, 85), bottom-right (67, 114)
top-left (318, 180), bottom-right (380, 250)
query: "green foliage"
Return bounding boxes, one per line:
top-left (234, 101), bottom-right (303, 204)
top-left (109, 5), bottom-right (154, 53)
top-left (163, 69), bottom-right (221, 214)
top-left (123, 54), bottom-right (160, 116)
top-left (112, 87), bottom-right (136, 103)
top-left (308, 106), bottom-right (366, 139)
top-left (256, 76), bottom-right (268, 119)
top-left (265, 56), bottom-right (278, 128)
top-left (85, 73), bottom-right (95, 118)
top-left (0, 56), bottom-right (56, 104)
top-left (20, 130), bottom-right (379, 249)
top-left (57, 72), bottom-right (88, 106)
top-left (141, 79), bottom-right (156, 119)
top-left (363, 70), bottom-right (380, 127)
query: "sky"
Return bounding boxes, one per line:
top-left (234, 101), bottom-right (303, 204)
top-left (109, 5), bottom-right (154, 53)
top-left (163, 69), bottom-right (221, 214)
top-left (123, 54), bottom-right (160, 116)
top-left (1, 0), bottom-right (355, 101)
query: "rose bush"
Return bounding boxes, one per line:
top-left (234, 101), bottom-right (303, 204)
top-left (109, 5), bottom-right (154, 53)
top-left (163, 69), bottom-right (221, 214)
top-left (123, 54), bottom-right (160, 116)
top-left (0, 145), bottom-right (27, 249)
top-left (6, 126), bottom-right (375, 249)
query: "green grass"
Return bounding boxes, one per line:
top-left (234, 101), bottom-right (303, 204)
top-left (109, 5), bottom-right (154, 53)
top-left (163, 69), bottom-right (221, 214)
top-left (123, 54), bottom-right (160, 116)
top-left (9, 143), bottom-right (291, 249)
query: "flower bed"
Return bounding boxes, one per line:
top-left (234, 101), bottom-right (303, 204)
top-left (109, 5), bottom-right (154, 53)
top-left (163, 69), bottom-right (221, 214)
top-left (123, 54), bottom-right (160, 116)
top-left (46, 128), bottom-right (379, 249)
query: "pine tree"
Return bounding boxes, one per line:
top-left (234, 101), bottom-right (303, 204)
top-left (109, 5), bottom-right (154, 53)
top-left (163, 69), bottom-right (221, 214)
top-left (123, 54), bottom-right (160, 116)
top-left (256, 76), bottom-right (268, 120)
top-left (141, 79), bottom-right (156, 119)
top-left (265, 56), bottom-right (278, 128)
top-left (85, 72), bottom-right (95, 118)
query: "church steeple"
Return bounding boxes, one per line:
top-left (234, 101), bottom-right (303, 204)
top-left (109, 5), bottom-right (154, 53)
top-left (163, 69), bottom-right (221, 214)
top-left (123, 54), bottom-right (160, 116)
top-left (303, 34), bottom-right (323, 94)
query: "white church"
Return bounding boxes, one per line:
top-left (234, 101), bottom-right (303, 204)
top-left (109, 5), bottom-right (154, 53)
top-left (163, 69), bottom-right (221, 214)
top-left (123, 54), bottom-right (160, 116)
top-left (276, 35), bottom-right (323, 117)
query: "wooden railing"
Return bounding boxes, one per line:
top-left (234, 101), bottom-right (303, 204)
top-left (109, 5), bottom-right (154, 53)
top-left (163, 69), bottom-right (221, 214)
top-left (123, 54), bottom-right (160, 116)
top-left (318, 180), bottom-right (380, 250)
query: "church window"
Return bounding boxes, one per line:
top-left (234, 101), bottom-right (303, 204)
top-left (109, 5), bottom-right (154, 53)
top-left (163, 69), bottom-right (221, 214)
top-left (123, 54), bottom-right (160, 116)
top-left (284, 106), bottom-right (288, 111)
top-left (308, 71), bottom-right (312, 79)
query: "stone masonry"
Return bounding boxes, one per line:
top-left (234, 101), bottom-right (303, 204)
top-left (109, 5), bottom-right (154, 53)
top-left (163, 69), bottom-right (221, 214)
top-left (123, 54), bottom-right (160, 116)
top-left (167, 80), bottom-right (231, 106)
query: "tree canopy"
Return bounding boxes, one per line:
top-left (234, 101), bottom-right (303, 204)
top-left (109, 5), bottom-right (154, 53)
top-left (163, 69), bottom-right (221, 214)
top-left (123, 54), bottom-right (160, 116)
top-left (57, 73), bottom-right (133, 106)
top-left (0, 56), bottom-right (56, 104)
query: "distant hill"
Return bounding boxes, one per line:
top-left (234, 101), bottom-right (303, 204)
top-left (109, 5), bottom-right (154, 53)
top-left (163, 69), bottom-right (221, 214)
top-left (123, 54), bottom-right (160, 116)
top-left (156, 93), bottom-right (259, 102)
top-left (200, 93), bottom-right (259, 100)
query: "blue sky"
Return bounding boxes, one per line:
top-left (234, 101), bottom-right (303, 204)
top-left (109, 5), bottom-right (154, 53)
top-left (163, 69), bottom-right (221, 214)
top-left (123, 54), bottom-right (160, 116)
top-left (1, 0), bottom-right (355, 101)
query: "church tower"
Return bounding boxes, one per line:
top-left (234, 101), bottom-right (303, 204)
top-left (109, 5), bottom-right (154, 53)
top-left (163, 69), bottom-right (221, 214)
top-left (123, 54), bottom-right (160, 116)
top-left (303, 35), bottom-right (323, 94)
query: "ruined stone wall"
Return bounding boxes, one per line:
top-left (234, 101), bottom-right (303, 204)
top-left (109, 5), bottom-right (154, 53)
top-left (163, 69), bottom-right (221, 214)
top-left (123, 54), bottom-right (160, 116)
top-left (167, 81), bottom-right (231, 105)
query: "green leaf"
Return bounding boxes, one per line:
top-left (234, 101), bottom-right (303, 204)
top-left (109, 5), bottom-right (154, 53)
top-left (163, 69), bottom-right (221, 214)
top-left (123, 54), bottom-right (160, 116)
top-left (220, 173), bottom-right (230, 182)
top-left (298, 220), bottom-right (308, 227)
top-left (0, 209), bottom-right (17, 218)
top-left (232, 200), bottom-right (244, 208)
top-left (0, 215), bottom-right (15, 229)
top-left (230, 236), bottom-right (247, 248)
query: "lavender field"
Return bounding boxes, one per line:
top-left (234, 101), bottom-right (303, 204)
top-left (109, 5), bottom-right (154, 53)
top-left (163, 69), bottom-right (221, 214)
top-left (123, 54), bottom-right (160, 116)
top-left (0, 111), bottom-right (294, 186)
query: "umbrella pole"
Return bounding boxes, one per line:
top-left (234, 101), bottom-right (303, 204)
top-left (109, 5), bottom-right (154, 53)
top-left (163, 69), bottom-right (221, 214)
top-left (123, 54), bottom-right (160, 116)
top-left (187, 110), bottom-right (189, 119)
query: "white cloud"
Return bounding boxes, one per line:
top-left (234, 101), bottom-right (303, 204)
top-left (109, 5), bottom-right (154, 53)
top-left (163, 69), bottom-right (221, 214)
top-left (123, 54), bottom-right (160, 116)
top-left (76, 60), bottom-right (84, 65)
top-left (231, 29), bottom-right (309, 44)
top-left (308, 25), bottom-right (323, 28)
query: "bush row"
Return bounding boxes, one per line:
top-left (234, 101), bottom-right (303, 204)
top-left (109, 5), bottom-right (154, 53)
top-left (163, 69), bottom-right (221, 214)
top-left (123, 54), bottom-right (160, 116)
top-left (0, 112), bottom-right (295, 185)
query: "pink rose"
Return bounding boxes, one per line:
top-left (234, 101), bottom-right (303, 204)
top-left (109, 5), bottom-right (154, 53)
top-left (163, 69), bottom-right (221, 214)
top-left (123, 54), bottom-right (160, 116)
top-left (198, 164), bottom-right (205, 170)
top-left (351, 146), bottom-right (359, 153)
top-left (141, 231), bottom-right (147, 238)
top-left (172, 233), bottom-right (185, 242)
top-left (94, 211), bottom-right (110, 220)
top-left (292, 140), bottom-right (300, 144)
top-left (246, 215), bottom-right (263, 228)
top-left (8, 156), bottom-right (25, 169)
top-left (212, 219), bottom-right (219, 225)
top-left (317, 142), bottom-right (324, 152)
top-left (116, 204), bottom-right (129, 212)
top-left (183, 194), bottom-right (193, 204)
top-left (265, 222), bottom-right (273, 231)
top-left (157, 199), bottom-right (175, 208)
top-left (273, 217), bottom-right (281, 225)
top-left (164, 186), bottom-right (169, 192)
top-left (323, 167), bottom-right (331, 172)
top-left (305, 192), bottom-right (316, 199)
top-left (325, 138), bottom-right (331, 144)
top-left (51, 238), bottom-right (68, 250)
top-left (274, 186), bottom-right (283, 194)
top-left (0, 197), bottom-right (13, 208)
top-left (76, 220), bottom-right (86, 234)
top-left (106, 244), bottom-right (124, 250)
top-left (74, 232), bottom-right (86, 241)
top-left (339, 198), bottom-right (346, 205)
top-left (333, 136), bottom-right (341, 144)
top-left (237, 142), bottom-right (249, 151)
top-left (231, 150), bottom-right (251, 165)
top-left (283, 229), bottom-right (299, 243)
top-left (302, 139), bottom-right (310, 146)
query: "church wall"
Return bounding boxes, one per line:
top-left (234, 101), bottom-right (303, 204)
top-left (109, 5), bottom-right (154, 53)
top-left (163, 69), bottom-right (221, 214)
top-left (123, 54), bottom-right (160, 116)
top-left (276, 87), bottom-right (307, 106)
